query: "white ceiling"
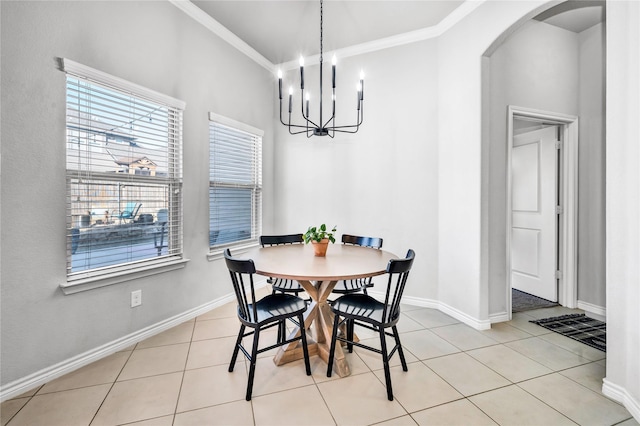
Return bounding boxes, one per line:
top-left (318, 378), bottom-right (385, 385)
top-left (189, 0), bottom-right (605, 66)
top-left (192, 0), bottom-right (464, 64)
top-left (534, 1), bottom-right (605, 34)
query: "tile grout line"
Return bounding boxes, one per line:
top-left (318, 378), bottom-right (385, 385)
top-left (6, 304), bottom-right (626, 426)
top-left (88, 346), bottom-right (137, 426)
top-left (513, 380), bottom-right (583, 425)
top-left (3, 387), bottom-right (41, 426)
top-left (170, 319), bottom-right (197, 425)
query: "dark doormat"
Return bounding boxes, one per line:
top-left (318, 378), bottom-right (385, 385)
top-left (512, 289), bottom-right (558, 312)
top-left (530, 313), bottom-right (606, 352)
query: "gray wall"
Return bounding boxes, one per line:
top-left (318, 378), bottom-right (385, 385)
top-left (577, 23), bottom-right (606, 308)
top-left (0, 0), bottom-right (274, 385)
top-left (273, 40), bottom-right (441, 303)
top-left (486, 19), bottom-right (606, 315)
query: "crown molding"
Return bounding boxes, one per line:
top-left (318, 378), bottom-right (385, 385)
top-left (277, 0), bottom-right (486, 70)
top-left (437, 0), bottom-right (486, 35)
top-left (170, 0), bottom-right (485, 73)
top-left (168, 0), bottom-right (275, 73)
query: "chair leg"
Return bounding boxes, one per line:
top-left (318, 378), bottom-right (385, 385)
top-left (346, 319), bottom-right (354, 353)
top-left (228, 325), bottom-right (245, 372)
top-left (245, 327), bottom-right (260, 401)
top-left (326, 314), bottom-right (340, 377)
top-left (392, 325), bottom-right (408, 372)
top-left (379, 327), bottom-right (394, 401)
top-left (299, 313), bottom-right (311, 375)
top-left (277, 320), bottom-right (285, 344)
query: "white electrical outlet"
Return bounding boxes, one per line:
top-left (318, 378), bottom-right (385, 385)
top-left (131, 290), bottom-right (142, 307)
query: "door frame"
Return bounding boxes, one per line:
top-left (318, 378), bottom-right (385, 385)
top-left (506, 105), bottom-right (579, 318)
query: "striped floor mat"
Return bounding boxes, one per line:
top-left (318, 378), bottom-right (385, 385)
top-left (530, 313), bottom-right (606, 352)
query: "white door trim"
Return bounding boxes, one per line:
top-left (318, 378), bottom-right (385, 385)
top-left (506, 105), bottom-right (579, 318)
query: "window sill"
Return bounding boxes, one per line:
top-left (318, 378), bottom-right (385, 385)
top-left (207, 242), bottom-right (259, 261)
top-left (60, 257), bottom-right (189, 295)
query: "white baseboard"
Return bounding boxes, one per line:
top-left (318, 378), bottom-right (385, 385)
top-left (399, 294), bottom-right (439, 309)
top-left (438, 302), bottom-right (492, 330)
top-left (385, 293), bottom-right (491, 330)
top-left (603, 378), bottom-right (640, 422)
top-left (0, 288), bottom-right (247, 402)
top-left (577, 300), bottom-right (606, 321)
top-left (489, 311), bottom-right (510, 323)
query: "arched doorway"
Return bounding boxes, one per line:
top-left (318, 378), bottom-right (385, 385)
top-left (481, 1), bottom-right (606, 321)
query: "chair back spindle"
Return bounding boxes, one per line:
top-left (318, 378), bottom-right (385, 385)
top-left (381, 249), bottom-right (414, 324)
top-left (332, 233), bottom-right (383, 295)
top-left (225, 249), bottom-right (259, 322)
top-left (260, 234), bottom-right (304, 246)
top-left (341, 234), bottom-right (383, 249)
top-left (260, 234), bottom-right (305, 297)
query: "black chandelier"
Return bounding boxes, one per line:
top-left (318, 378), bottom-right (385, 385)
top-left (277, 0), bottom-right (364, 138)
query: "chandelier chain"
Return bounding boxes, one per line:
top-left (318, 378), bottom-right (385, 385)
top-left (320, 0), bottom-right (324, 64)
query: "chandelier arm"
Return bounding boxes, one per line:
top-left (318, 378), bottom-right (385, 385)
top-left (328, 126), bottom-right (359, 132)
top-left (300, 89), bottom-right (320, 129)
top-left (322, 113), bottom-right (336, 129)
top-left (279, 100), bottom-right (291, 127)
top-left (328, 118), bottom-right (336, 138)
top-left (286, 123), bottom-right (323, 130)
top-left (326, 106), bottom-right (363, 130)
top-left (301, 116), bottom-right (320, 128)
top-left (284, 100), bottom-right (323, 132)
top-left (329, 126), bottom-right (361, 134)
top-left (281, 101), bottom-right (318, 130)
top-left (287, 125), bottom-right (312, 135)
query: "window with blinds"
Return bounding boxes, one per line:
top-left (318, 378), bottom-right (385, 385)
top-left (209, 114), bottom-right (262, 249)
top-left (63, 59), bottom-right (184, 279)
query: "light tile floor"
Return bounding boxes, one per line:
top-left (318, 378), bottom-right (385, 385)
top-left (2, 290), bottom-right (638, 426)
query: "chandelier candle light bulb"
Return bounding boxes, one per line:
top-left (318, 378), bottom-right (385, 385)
top-left (332, 55), bottom-right (337, 88)
top-left (288, 87), bottom-right (293, 113)
top-left (299, 56), bottom-right (305, 90)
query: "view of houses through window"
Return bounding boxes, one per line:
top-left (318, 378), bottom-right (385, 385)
top-left (65, 64), bottom-right (183, 277)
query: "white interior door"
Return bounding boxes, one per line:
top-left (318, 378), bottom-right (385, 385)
top-left (510, 125), bottom-right (559, 302)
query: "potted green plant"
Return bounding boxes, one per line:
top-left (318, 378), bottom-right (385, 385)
top-left (304, 224), bottom-right (337, 257)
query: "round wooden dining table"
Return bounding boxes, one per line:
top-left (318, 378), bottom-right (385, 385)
top-left (238, 243), bottom-right (398, 377)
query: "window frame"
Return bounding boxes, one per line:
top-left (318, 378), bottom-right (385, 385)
top-left (60, 58), bottom-right (187, 294)
top-left (207, 112), bottom-right (263, 259)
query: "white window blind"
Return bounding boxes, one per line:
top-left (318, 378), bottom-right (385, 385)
top-left (209, 116), bottom-right (262, 248)
top-left (64, 59), bottom-right (184, 278)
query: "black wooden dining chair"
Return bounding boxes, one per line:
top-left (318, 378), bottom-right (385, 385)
top-left (224, 249), bottom-right (311, 401)
top-left (260, 234), bottom-right (306, 296)
top-left (327, 249), bottom-right (415, 401)
top-left (331, 234), bottom-right (384, 295)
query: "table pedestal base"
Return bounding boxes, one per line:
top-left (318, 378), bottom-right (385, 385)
top-left (273, 280), bottom-right (352, 377)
